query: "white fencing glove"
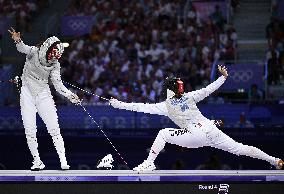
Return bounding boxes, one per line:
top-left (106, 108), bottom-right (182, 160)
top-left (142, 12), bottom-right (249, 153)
top-left (109, 98), bottom-right (121, 108)
top-left (67, 93), bottom-right (81, 105)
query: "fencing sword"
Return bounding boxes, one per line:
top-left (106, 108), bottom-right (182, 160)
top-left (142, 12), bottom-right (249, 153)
top-left (62, 80), bottom-right (130, 166)
top-left (1, 77), bottom-right (128, 165)
top-left (62, 80), bottom-right (109, 101)
top-left (79, 102), bottom-right (129, 166)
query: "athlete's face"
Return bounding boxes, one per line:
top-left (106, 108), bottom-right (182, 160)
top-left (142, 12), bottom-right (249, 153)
top-left (47, 44), bottom-right (62, 61)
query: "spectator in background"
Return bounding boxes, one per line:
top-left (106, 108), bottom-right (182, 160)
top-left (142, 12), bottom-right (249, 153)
top-left (265, 1), bottom-right (284, 86)
top-left (231, 0), bottom-right (240, 13)
top-left (211, 5), bottom-right (226, 31)
top-left (248, 84), bottom-right (263, 102)
top-left (267, 49), bottom-right (281, 84)
top-left (266, 17), bottom-right (284, 47)
top-left (271, 4), bottom-right (279, 19)
top-left (60, 0), bottom-right (237, 105)
top-left (234, 112), bottom-right (254, 128)
top-left (0, 0), bottom-right (47, 32)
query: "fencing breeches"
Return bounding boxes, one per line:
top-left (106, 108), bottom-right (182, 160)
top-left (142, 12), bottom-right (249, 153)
top-left (146, 121), bottom-right (276, 166)
top-left (20, 86), bottom-right (67, 164)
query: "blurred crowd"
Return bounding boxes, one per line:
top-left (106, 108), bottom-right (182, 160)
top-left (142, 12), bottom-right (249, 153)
top-left (266, 0), bottom-right (284, 85)
top-left (60, 0), bottom-right (237, 104)
top-left (0, 0), bottom-right (47, 32)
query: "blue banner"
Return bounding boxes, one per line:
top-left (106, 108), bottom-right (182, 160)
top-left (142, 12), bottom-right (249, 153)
top-left (0, 104), bottom-right (283, 132)
top-left (60, 16), bottom-right (94, 36)
top-left (221, 64), bottom-right (264, 91)
top-left (193, 0), bottom-right (228, 20)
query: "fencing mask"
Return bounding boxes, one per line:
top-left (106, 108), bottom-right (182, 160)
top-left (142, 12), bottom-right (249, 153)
top-left (38, 36), bottom-right (64, 66)
top-left (162, 77), bottom-right (184, 99)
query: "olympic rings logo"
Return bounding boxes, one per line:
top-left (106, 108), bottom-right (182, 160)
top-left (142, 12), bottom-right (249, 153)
top-left (230, 70), bottom-right (254, 82)
top-left (67, 20), bottom-right (89, 31)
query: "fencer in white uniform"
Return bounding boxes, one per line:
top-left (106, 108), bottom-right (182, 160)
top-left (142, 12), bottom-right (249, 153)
top-left (9, 27), bottom-right (81, 170)
top-left (110, 65), bottom-right (283, 171)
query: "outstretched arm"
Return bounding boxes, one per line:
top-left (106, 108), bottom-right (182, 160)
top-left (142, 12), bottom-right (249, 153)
top-left (189, 65), bottom-right (228, 102)
top-left (16, 41), bottom-right (36, 55)
top-left (50, 63), bottom-right (81, 105)
top-left (8, 27), bottom-right (35, 55)
top-left (110, 99), bottom-right (168, 116)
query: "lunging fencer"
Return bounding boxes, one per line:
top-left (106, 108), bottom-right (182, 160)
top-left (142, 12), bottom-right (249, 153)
top-left (8, 27), bottom-right (81, 170)
top-left (110, 65), bottom-right (283, 171)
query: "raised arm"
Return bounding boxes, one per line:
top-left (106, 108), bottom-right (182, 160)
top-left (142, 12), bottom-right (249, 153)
top-left (16, 41), bottom-right (36, 55)
top-left (50, 63), bottom-right (81, 104)
top-left (8, 27), bottom-right (35, 55)
top-left (110, 99), bottom-right (168, 116)
top-left (189, 65), bottom-right (228, 102)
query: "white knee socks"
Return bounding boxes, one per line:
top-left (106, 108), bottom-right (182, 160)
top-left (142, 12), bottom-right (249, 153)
top-left (239, 145), bottom-right (276, 165)
top-left (26, 135), bottom-right (41, 161)
top-left (52, 134), bottom-right (68, 165)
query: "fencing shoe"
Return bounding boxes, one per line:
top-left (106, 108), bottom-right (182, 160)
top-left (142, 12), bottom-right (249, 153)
top-left (31, 160), bottom-right (45, 171)
top-left (97, 154), bottom-right (114, 170)
top-left (133, 160), bottom-right (156, 172)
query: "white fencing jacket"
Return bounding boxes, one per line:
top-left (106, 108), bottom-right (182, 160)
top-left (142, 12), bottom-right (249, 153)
top-left (16, 40), bottom-right (72, 98)
top-left (110, 76), bottom-right (226, 129)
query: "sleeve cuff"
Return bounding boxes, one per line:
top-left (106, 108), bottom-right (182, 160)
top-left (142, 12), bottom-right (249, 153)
top-left (14, 39), bottom-right (22, 44)
top-left (220, 75), bottom-right (227, 81)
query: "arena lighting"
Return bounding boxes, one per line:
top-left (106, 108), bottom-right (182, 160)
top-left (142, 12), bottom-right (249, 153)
top-left (62, 42), bottom-right (69, 48)
top-left (238, 88), bottom-right (245, 93)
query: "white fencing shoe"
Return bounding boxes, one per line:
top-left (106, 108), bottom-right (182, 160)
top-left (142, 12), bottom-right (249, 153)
top-left (133, 160), bottom-right (156, 172)
top-left (31, 160), bottom-right (45, 171)
top-left (97, 154), bottom-right (114, 170)
top-left (61, 164), bottom-right (70, 170)
top-left (59, 156), bottom-right (70, 170)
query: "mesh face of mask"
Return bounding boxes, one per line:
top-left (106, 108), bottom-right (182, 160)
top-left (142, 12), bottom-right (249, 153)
top-left (38, 36), bottom-right (64, 66)
top-left (46, 42), bottom-right (62, 61)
